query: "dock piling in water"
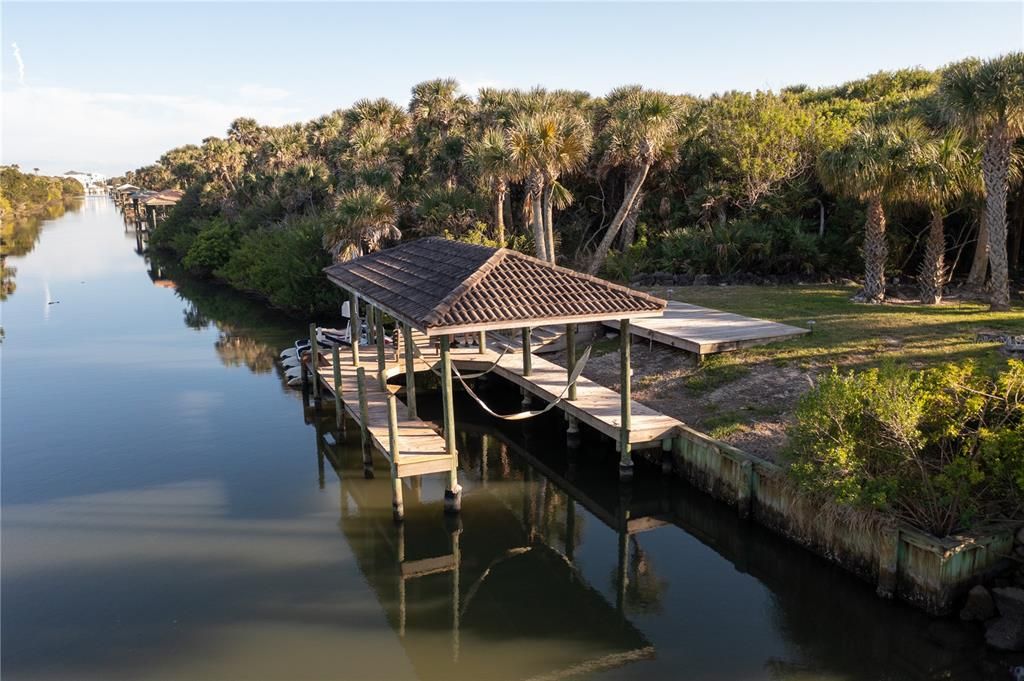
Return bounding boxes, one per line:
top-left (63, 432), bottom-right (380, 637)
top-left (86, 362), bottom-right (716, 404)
top-left (387, 391), bottom-right (404, 521)
top-left (619, 319), bottom-right (633, 482)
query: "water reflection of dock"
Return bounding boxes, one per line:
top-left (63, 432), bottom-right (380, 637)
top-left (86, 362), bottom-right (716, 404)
top-left (312, 415), bottom-right (655, 680)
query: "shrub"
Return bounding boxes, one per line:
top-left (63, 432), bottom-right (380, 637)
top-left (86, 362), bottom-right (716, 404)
top-left (219, 214), bottom-right (340, 315)
top-left (785, 362), bottom-right (1024, 536)
top-left (182, 218), bottom-right (236, 274)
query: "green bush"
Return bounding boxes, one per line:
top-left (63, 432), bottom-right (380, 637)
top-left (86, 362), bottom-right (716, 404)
top-left (182, 219), bottom-right (236, 274)
top-left (219, 214), bottom-right (340, 315)
top-left (785, 361), bottom-right (1024, 536)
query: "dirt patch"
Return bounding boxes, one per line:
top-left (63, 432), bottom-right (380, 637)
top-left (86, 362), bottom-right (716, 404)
top-left (558, 340), bottom-right (816, 462)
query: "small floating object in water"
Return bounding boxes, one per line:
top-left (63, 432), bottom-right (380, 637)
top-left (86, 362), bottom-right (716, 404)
top-left (47, 301), bottom-right (60, 305)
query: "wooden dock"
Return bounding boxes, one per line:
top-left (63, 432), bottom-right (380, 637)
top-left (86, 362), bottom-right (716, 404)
top-left (455, 345), bottom-right (681, 450)
top-left (607, 300), bottom-right (809, 358)
top-left (311, 348), bottom-right (453, 479)
top-left (309, 331), bottom-right (683, 475)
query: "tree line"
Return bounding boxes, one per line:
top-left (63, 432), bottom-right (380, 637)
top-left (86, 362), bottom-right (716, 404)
top-left (121, 53), bottom-right (1024, 314)
top-left (1, 165), bottom-right (82, 223)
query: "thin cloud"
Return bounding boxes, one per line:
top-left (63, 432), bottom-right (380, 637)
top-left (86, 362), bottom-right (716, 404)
top-left (11, 43), bottom-right (25, 84)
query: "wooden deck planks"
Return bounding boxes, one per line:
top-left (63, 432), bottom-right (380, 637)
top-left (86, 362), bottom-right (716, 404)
top-left (313, 351), bottom-right (452, 479)
top-left (313, 331), bottom-right (684, 470)
top-left (434, 338), bottom-right (682, 447)
top-left (607, 301), bottom-right (809, 356)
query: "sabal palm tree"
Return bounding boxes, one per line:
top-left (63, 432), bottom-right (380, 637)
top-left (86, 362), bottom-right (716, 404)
top-left (466, 128), bottom-right (517, 244)
top-left (587, 88), bottom-right (679, 274)
top-left (323, 187), bottom-right (399, 261)
top-left (817, 120), bottom-right (923, 303)
top-left (940, 53), bottom-right (1024, 311)
top-left (539, 111), bottom-right (592, 264)
top-left (507, 108), bottom-right (593, 262)
top-left (410, 79), bottom-right (472, 189)
top-left (908, 130), bottom-right (975, 304)
top-left (200, 137), bottom-right (245, 193)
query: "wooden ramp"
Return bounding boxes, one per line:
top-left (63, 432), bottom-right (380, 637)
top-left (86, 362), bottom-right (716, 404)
top-left (607, 301), bottom-right (809, 358)
top-left (312, 349), bottom-right (453, 479)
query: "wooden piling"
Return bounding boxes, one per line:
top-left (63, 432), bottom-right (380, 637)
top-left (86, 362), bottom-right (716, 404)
top-left (477, 330), bottom-right (486, 354)
top-left (619, 319), bottom-right (632, 481)
top-left (440, 335), bottom-right (461, 513)
top-left (376, 309), bottom-right (387, 389)
top-left (402, 323), bottom-right (417, 419)
top-left (565, 323), bottom-right (577, 400)
top-left (332, 345), bottom-right (343, 430)
top-left (387, 391), bottom-right (404, 521)
top-left (309, 323), bottom-right (321, 408)
top-left (521, 327), bottom-right (532, 376)
top-left (349, 292), bottom-right (360, 368)
top-left (356, 366), bottom-right (370, 451)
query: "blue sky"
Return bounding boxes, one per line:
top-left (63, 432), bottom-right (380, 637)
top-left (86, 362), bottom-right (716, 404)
top-left (2, 2), bottom-right (1022, 176)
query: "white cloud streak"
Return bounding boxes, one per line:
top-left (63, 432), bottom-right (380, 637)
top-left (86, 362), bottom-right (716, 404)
top-left (11, 42), bottom-right (25, 84)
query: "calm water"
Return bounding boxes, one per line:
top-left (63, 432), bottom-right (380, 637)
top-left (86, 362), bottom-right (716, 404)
top-left (0, 198), bottom-right (1000, 680)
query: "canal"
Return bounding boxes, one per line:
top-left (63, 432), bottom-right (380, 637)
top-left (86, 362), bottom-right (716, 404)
top-left (0, 197), bottom-right (1000, 680)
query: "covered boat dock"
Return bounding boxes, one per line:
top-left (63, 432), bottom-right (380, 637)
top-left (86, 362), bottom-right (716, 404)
top-left (308, 238), bottom-right (683, 520)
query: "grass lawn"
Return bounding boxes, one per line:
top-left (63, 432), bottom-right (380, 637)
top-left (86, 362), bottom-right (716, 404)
top-left (578, 284), bottom-right (1024, 459)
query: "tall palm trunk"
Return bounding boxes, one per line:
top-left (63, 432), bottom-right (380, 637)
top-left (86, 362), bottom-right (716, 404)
top-left (1010, 182), bottom-right (1024, 276)
top-left (586, 163), bottom-right (650, 274)
top-left (966, 219), bottom-right (989, 289)
top-left (919, 207), bottom-right (946, 304)
top-left (528, 171), bottom-right (547, 261)
top-left (494, 179), bottom-right (507, 246)
top-left (619, 191), bottom-right (645, 250)
top-left (542, 182), bottom-right (556, 263)
top-left (982, 122), bottom-right (1012, 311)
top-left (504, 192), bottom-right (515, 237)
top-left (859, 196), bottom-right (887, 303)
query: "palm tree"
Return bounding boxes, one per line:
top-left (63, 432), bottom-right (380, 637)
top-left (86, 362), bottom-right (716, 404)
top-left (817, 120), bottom-right (923, 303)
top-left (539, 111), bottom-right (592, 264)
top-left (586, 88), bottom-right (679, 274)
top-left (466, 128), bottom-right (517, 245)
top-left (508, 115), bottom-right (550, 261)
top-left (907, 130), bottom-right (974, 303)
top-left (940, 53), bottom-right (1024, 311)
top-left (323, 187), bottom-right (399, 261)
top-left (409, 79), bottom-right (472, 189)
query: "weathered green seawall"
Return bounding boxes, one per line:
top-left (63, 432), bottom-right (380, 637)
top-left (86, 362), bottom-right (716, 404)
top-left (663, 424), bottom-right (1017, 615)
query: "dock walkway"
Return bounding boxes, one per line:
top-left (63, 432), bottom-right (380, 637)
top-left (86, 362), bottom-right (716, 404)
top-left (313, 334), bottom-right (682, 456)
top-left (454, 344), bottom-right (681, 449)
top-left (606, 301), bottom-right (809, 358)
top-left (312, 348), bottom-right (452, 479)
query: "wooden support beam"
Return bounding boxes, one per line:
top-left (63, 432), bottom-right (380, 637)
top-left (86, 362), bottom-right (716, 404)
top-left (356, 366), bottom-right (370, 452)
top-left (403, 323), bottom-right (418, 419)
top-left (309, 323), bottom-right (321, 407)
top-left (477, 330), bottom-right (486, 354)
top-left (376, 308), bottom-right (387, 389)
top-left (440, 335), bottom-right (461, 513)
top-left (566, 323), bottom-right (577, 401)
top-left (521, 327), bottom-right (532, 376)
top-left (332, 346), bottom-right (343, 430)
top-left (349, 292), bottom-right (361, 368)
top-left (619, 319), bottom-right (633, 481)
top-left (387, 391), bottom-right (404, 521)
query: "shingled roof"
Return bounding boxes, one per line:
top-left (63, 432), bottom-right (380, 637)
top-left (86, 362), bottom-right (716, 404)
top-left (323, 237), bottom-right (666, 336)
